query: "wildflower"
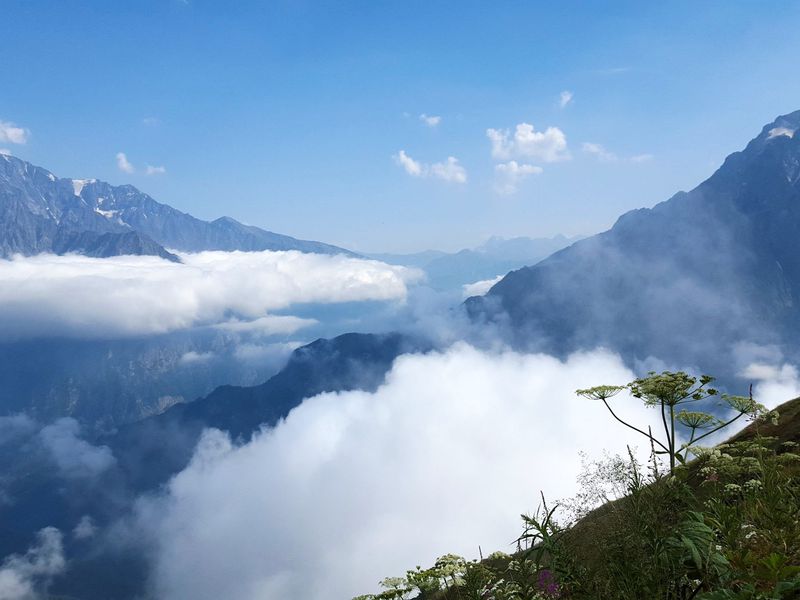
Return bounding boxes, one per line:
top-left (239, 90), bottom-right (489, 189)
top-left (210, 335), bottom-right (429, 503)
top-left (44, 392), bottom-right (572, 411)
top-left (743, 479), bottom-right (763, 493)
top-left (724, 483), bottom-right (742, 495)
top-left (536, 569), bottom-right (562, 598)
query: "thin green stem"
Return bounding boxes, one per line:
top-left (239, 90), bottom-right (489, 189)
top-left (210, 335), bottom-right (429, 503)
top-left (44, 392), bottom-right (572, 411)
top-left (601, 399), bottom-right (670, 453)
top-left (689, 411), bottom-right (747, 446)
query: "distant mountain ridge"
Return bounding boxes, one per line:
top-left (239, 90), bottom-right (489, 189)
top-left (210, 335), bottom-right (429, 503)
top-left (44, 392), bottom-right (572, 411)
top-left (466, 110), bottom-right (800, 377)
top-left (370, 234), bottom-right (581, 290)
top-left (0, 153), bottom-right (352, 259)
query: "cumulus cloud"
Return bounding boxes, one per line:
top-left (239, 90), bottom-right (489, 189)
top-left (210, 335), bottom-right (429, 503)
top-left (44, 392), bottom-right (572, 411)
top-left (559, 90), bottom-right (573, 108)
top-left (493, 160), bottom-right (543, 194)
top-left (429, 156), bottom-right (467, 183)
top-left (0, 120), bottom-right (29, 145)
top-left (145, 165), bottom-right (166, 175)
top-left (393, 151), bottom-right (467, 183)
top-left (116, 152), bottom-right (135, 174)
top-left (38, 418), bottom-right (115, 478)
top-left (140, 344), bottom-right (663, 600)
top-left (486, 123), bottom-right (570, 163)
top-left (419, 113), bottom-right (441, 127)
top-left (0, 527), bottom-right (65, 600)
top-left (740, 362), bottom-right (800, 409)
top-left (0, 251), bottom-right (420, 340)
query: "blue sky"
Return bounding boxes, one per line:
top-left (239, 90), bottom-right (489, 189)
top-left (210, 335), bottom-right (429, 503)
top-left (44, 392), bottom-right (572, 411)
top-left (3, 1), bottom-right (800, 252)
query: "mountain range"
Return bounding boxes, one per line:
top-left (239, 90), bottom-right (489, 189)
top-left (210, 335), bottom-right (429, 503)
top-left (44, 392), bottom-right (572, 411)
top-left (370, 234), bottom-right (580, 291)
top-left (467, 110), bottom-right (800, 378)
top-left (0, 153), bottom-right (351, 260)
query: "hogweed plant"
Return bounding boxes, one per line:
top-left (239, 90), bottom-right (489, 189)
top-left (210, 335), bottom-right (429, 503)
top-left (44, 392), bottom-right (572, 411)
top-left (577, 371), bottom-right (773, 474)
top-left (355, 373), bottom-right (798, 600)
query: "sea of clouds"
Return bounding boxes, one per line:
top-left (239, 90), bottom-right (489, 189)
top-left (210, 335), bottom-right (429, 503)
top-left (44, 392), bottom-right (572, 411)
top-left (0, 250), bottom-right (421, 340)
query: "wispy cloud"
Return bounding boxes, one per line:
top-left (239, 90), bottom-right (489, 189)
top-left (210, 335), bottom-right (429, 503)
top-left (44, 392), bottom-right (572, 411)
top-left (582, 142), bottom-right (653, 164)
top-left (593, 66), bottom-right (631, 75)
top-left (393, 150), bottom-right (467, 183)
top-left (146, 165), bottom-right (167, 175)
top-left (116, 152), bottom-right (135, 174)
top-left (487, 123), bottom-right (570, 163)
top-left (0, 119), bottom-right (30, 145)
top-left (142, 116), bottom-right (161, 126)
top-left (419, 113), bottom-right (441, 127)
top-left (559, 90), bottom-right (573, 109)
top-left (462, 275), bottom-right (503, 298)
top-left (494, 160), bottom-right (542, 194)
top-left (582, 142), bottom-right (617, 162)
top-left (394, 150), bottom-right (423, 177)
top-left (768, 127), bottom-right (795, 140)
top-left (0, 527), bottom-right (65, 598)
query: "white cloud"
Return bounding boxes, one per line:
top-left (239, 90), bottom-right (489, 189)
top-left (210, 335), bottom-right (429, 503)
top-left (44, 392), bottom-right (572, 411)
top-left (582, 142), bottom-right (617, 162)
top-left (486, 123), bottom-right (570, 162)
top-left (0, 527), bottom-right (65, 600)
top-left (583, 143), bottom-right (653, 164)
top-left (393, 150), bottom-right (423, 177)
top-left (493, 160), bottom-right (542, 194)
top-left (0, 120), bottom-right (29, 145)
top-left (142, 117), bottom-right (160, 126)
top-left (768, 126), bottom-right (795, 140)
top-left (145, 165), bottom-right (166, 175)
top-left (214, 315), bottom-right (317, 337)
top-left (116, 152), bottom-right (135, 174)
top-left (140, 344), bottom-right (663, 600)
top-left (740, 362), bottom-right (800, 410)
top-left (462, 275), bottom-right (503, 298)
top-left (429, 156), bottom-right (467, 183)
top-left (38, 418), bottom-right (115, 478)
top-left (419, 113), bottom-right (441, 127)
top-left (0, 251), bottom-right (421, 340)
top-left (393, 151), bottom-right (467, 183)
top-left (559, 90), bottom-right (573, 108)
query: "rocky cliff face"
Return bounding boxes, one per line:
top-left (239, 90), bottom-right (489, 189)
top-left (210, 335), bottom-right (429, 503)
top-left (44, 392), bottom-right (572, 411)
top-left (466, 111), bottom-right (800, 376)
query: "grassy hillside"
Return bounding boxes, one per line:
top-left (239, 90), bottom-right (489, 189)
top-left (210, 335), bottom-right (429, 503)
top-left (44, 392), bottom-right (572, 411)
top-left (357, 395), bottom-right (800, 600)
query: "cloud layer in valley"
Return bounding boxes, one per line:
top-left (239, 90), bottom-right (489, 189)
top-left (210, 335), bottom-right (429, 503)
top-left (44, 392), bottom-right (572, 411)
top-left (0, 251), bottom-right (420, 340)
top-left (139, 344), bottom-right (671, 600)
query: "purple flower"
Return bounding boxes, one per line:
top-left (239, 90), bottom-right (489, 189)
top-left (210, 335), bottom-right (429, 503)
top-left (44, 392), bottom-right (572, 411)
top-left (536, 569), bottom-right (562, 598)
